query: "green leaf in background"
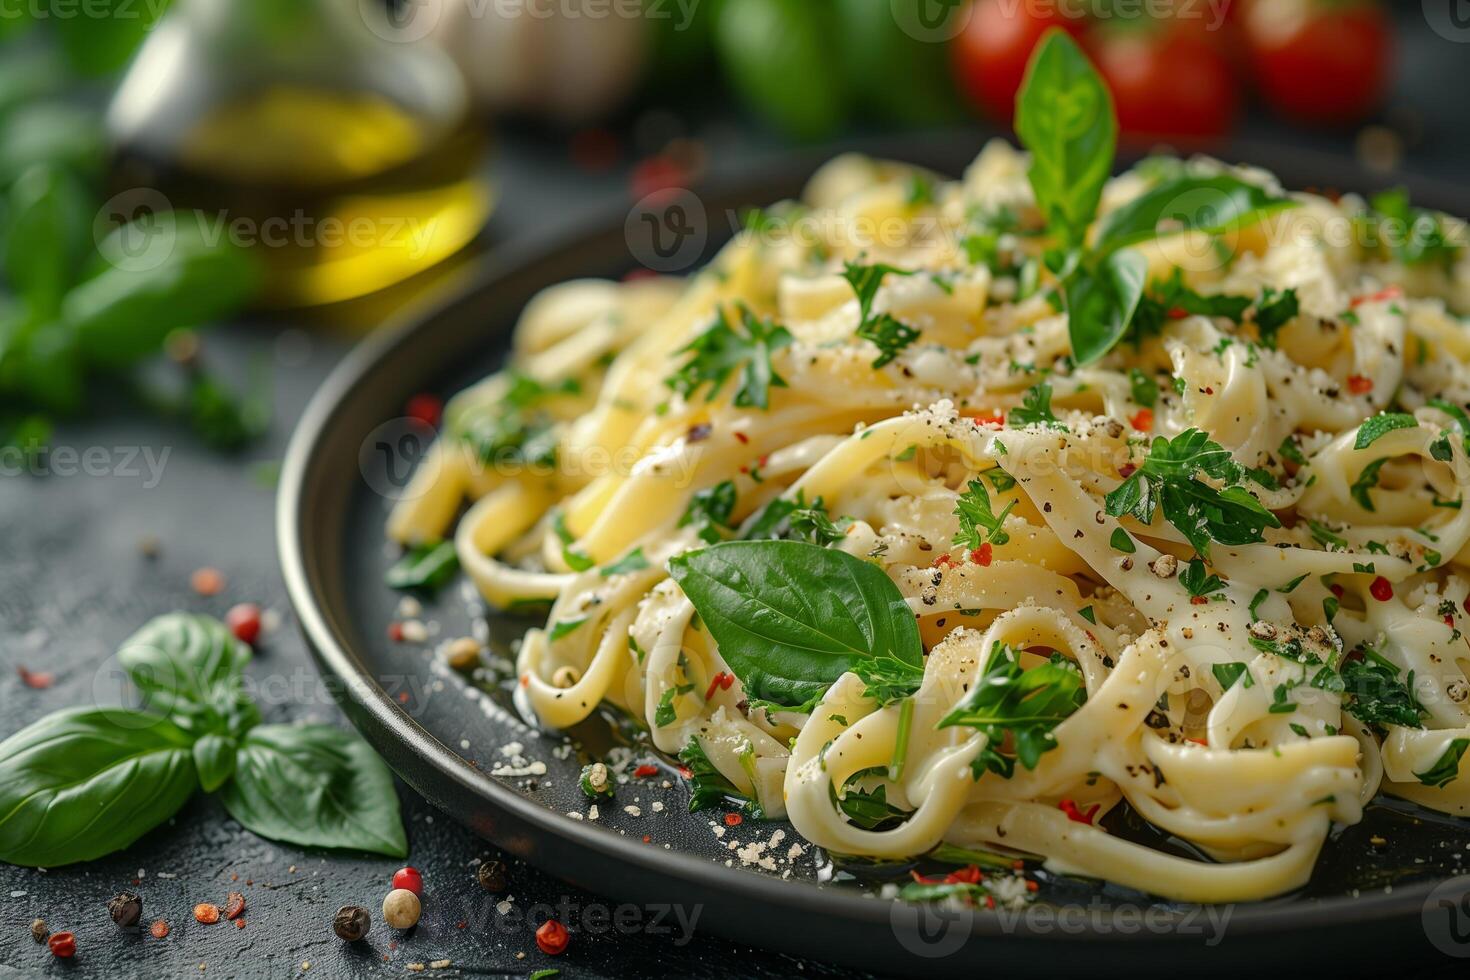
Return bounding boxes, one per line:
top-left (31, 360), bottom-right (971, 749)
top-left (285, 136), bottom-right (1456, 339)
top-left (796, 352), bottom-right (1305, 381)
top-left (1015, 30), bottom-right (1115, 252)
top-left (0, 49), bottom-right (70, 119)
top-left (668, 539), bottom-right (923, 711)
top-left (192, 731), bottom-right (237, 793)
top-left (1093, 174), bottom-right (1297, 255)
top-left (5, 166), bottom-right (90, 318)
top-left (0, 102), bottom-right (106, 185)
top-left (1064, 247), bottom-right (1147, 365)
top-left (833, 0), bottom-right (962, 127)
top-left (0, 708), bottom-right (199, 867)
top-left (715, 0), bottom-right (845, 140)
top-left (50, 0), bottom-right (169, 76)
top-left (220, 724), bottom-right (409, 858)
top-left (117, 612), bottom-right (260, 736)
top-left (66, 210), bottom-right (262, 367)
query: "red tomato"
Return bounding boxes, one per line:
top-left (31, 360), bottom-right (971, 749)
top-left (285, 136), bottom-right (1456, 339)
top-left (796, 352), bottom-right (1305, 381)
top-left (1089, 20), bottom-right (1239, 144)
top-left (1241, 0), bottom-right (1391, 125)
top-left (951, 0), bottom-right (1084, 121)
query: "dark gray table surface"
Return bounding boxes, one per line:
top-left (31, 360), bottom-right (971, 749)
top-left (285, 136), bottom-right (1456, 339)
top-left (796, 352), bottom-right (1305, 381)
top-left (4, 9), bottom-right (1470, 971)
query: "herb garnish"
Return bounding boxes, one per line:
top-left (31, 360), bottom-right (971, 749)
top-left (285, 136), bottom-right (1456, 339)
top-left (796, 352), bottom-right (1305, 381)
top-left (841, 261), bottom-right (921, 367)
top-left (953, 478), bottom-right (1015, 549)
top-left (386, 539), bottom-right (459, 593)
top-left (666, 304), bottom-right (793, 410)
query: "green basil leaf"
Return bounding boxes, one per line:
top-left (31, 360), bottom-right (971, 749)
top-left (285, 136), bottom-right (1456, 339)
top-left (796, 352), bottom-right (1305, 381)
top-left (51, 0), bottom-right (162, 77)
top-left (0, 102), bottom-right (105, 185)
top-left (386, 540), bottom-right (459, 593)
top-left (1015, 30), bottom-right (1115, 251)
top-left (1355, 412), bottom-right (1417, 450)
top-left (5, 166), bottom-right (89, 318)
top-left (1094, 175), bottom-right (1297, 254)
top-left (668, 540), bottom-right (923, 711)
top-left (220, 724), bottom-right (407, 857)
top-left (1417, 738), bottom-right (1470, 789)
top-left (117, 613), bottom-right (258, 736)
top-left (192, 732), bottom-right (237, 793)
top-left (0, 708), bottom-right (198, 867)
top-left (1065, 247), bottom-right (1147, 365)
top-left (64, 211), bottom-right (261, 367)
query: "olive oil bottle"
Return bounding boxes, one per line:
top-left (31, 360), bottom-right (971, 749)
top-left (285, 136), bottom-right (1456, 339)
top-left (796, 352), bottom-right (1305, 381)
top-left (107, 0), bottom-right (491, 308)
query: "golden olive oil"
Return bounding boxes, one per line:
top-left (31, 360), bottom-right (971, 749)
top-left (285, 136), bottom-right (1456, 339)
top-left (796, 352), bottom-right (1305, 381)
top-left (111, 86), bottom-right (492, 308)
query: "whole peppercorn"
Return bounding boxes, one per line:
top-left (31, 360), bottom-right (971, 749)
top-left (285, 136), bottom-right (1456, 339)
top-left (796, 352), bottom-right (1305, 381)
top-left (391, 866), bottom-right (424, 896)
top-left (535, 918), bottom-right (568, 955)
top-left (108, 891), bottom-right (143, 928)
top-left (30, 918), bottom-right (47, 943)
top-left (382, 888), bottom-right (422, 930)
top-left (333, 905), bottom-right (371, 942)
top-left (47, 932), bottom-right (76, 959)
top-left (476, 859), bottom-right (507, 893)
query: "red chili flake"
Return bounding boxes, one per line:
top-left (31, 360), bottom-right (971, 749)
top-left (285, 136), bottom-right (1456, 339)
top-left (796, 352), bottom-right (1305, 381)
top-left (1330, 583), bottom-right (1345, 598)
top-left (971, 412), bottom-right (1004, 428)
top-left (703, 672), bottom-right (728, 701)
top-left (405, 393), bottom-right (443, 429)
top-left (944, 865), bottom-right (982, 884)
top-left (535, 918), bottom-right (569, 956)
top-left (1025, 879), bottom-right (1039, 893)
top-left (225, 603), bottom-right (262, 645)
top-left (1167, 306), bottom-right (1188, 320)
top-left (456, 921), bottom-right (467, 930)
top-left (47, 932), bottom-right (75, 958)
top-left (642, 835), bottom-right (651, 844)
top-left (1346, 375), bottom-right (1373, 395)
top-left (1463, 597), bottom-right (1470, 615)
top-left (733, 431), bottom-right (750, 444)
top-left (970, 543), bottom-right (993, 567)
top-left (1202, 386), bottom-right (1215, 395)
top-left (676, 765), bottom-right (693, 779)
top-left (224, 892), bottom-right (246, 920)
top-left (1129, 408), bottom-right (1154, 432)
top-left (1351, 285), bottom-right (1403, 307)
top-left (191, 567), bottom-right (225, 596)
top-left (1011, 859), bottom-right (1025, 870)
top-left (1186, 737), bottom-right (1209, 746)
top-left (397, 691), bottom-right (409, 704)
top-left (932, 553), bottom-right (959, 570)
top-left (235, 919), bottom-right (246, 929)
top-left (633, 764), bottom-right (659, 779)
top-left (622, 268), bottom-right (658, 282)
top-left (1058, 798), bottom-right (1099, 825)
top-left (1446, 615), bottom-right (1456, 627)
top-left (519, 674), bottom-right (530, 688)
top-left (387, 622), bottom-right (404, 642)
top-left (984, 895), bottom-right (996, 909)
top-left (724, 813), bottom-right (742, 827)
top-left (1370, 576), bottom-right (1393, 602)
top-left (194, 903), bottom-right (221, 925)
top-left (1118, 463), bottom-right (1137, 478)
top-left (150, 920), bottom-right (170, 939)
top-left (1190, 596), bottom-right (1209, 605)
top-left (17, 666), bottom-right (53, 689)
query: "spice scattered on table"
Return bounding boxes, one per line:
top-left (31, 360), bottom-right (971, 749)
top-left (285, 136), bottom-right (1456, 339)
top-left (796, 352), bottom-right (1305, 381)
top-left (17, 666), bottom-right (54, 689)
top-left (194, 902), bottom-right (221, 925)
top-left (109, 891), bottom-right (143, 927)
top-left (224, 891), bottom-right (246, 920)
top-left (535, 918), bottom-right (568, 956)
top-left (579, 762), bottom-right (614, 799)
top-left (476, 859), bottom-right (507, 892)
top-left (382, 888), bottom-right (421, 930)
top-left (151, 920), bottom-right (171, 939)
top-left (191, 567), bottom-right (226, 596)
top-left (392, 866), bottom-right (424, 896)
top-left (47, 931), bottom-right (76, 958)
top-left (29, 918), bottom-right (47, 943)
top-left (445, 636), bottom-right (481, 670)
top-left (332, 905), bottom-right (371, 942)
top-left (225, 603), bottom-right (262, 645)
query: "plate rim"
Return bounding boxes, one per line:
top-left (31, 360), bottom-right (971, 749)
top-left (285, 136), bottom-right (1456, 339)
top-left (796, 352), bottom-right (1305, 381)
top-left (277, 138), bottom-right (1463, 956)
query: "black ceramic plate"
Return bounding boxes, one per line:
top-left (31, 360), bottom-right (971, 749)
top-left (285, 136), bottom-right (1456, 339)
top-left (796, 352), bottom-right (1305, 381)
top-left (278, 134), bottom-right (1470, 976)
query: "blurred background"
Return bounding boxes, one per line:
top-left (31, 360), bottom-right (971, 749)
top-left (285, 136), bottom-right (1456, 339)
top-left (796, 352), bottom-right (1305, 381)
top-left (0, 0), bottom-right (1465, 458)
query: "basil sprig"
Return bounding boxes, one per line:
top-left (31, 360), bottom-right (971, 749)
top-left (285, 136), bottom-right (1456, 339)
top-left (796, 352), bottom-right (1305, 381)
top-left (0, 613), bottom-right (407, 866)
top-left (1013, 30), bottom-right (1296, 365)
top-left (668, 540), bottom-right (924, 712)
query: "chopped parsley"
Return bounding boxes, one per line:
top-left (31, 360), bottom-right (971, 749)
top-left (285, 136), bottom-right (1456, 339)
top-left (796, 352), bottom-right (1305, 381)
top-left (953, 478), bottom-right (1015, 550)
top-left (666, 304), bottom-right (793, 410)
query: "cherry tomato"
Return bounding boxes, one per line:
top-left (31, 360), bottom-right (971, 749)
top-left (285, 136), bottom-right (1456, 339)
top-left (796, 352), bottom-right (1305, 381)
top-left (951, 0), bottom-right (1084, 122)
top-left (1241, 0), bottom-right (1391, 125)
top-left (1089, 20), bottom-right (1239, 145)
top-left (392, 866), bottom-right (424, 896)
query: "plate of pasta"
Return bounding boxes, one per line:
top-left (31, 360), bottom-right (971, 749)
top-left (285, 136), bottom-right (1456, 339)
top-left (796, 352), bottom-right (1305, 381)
top-left (280, 32), bottom-right (1470, 975)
